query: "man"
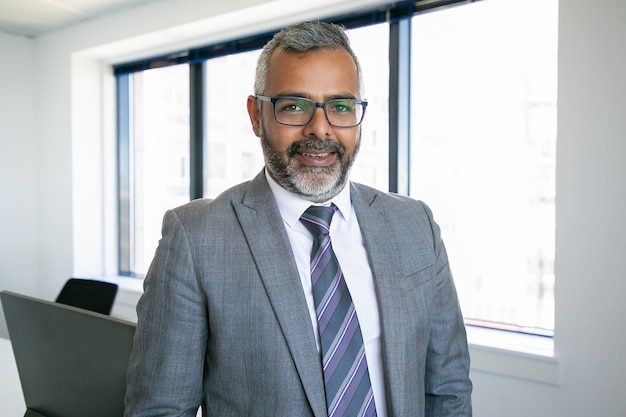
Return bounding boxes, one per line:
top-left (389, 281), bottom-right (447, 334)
top-left (125, 21), bottom-right (472, 417)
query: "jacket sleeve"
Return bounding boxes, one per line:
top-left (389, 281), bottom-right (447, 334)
top-left (420, 201), bottom-right (473, 416)
top-left (125, 208), bottom-right (206, 417)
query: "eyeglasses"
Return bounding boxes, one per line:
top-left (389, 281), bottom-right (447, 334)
top-left (256, 95), bottom-right (367, 128)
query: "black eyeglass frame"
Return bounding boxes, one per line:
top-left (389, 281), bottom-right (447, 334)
top-left (256, 95), bottom-right (368, 128)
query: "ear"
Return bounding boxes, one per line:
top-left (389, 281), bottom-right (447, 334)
top-left (247, 95), bottom-right (261, 137)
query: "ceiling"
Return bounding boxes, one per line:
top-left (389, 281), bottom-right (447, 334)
top-left (0, 0), bottom-right (165, 38)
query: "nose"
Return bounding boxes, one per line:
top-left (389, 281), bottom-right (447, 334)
top-left (302, 107), bottom-right (332, 138)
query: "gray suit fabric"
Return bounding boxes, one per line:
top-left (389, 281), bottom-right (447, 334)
top-left (125, 171), bottom-right (472, 417)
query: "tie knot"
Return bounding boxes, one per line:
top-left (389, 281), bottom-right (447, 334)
top-left (300, 205), bottom-right (336, 237)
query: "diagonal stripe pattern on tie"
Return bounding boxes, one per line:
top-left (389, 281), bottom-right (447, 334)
top-left (300, 204), bottom-right (377, 417)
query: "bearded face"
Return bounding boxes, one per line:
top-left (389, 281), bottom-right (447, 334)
top-left (246, 48), bottom-right (364, 203)
top-left (259, 122), bottom-right (360, 202)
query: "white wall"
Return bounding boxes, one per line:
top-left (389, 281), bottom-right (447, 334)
top-left (0, 0), bottom-right (625, 415)
top-left (0, 32), bottom-right (38, 337)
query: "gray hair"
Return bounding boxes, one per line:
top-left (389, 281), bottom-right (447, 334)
top-left (254, 21), bottom-right (363, 96)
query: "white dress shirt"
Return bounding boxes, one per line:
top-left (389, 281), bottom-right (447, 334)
top-left (265, 171), bottom-right (387, 417)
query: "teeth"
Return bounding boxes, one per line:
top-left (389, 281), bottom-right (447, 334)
top-left (302, 152), bottom-right (329, 158)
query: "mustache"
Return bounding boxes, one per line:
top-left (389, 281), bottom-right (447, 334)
top-left (286, 138), bottom-right (345, 158)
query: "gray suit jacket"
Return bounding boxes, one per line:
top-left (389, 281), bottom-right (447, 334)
top-left (125, 171), bottom-right (472, 417)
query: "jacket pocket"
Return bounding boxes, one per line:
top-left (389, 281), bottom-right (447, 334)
top-left (398, 263), bottom-right (436, 290)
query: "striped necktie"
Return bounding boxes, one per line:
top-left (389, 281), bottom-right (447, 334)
top-left (300, 204), bottom-right (377, 417)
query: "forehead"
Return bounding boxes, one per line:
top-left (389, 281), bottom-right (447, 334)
top-left (265, 48), bottom-right (360, 98)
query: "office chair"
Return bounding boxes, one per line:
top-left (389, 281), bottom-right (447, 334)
top-left (55, 278), bottom-right (119, 315)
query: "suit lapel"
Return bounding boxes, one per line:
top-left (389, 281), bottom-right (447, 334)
top-left (232, 172), bottom-right (327, 417)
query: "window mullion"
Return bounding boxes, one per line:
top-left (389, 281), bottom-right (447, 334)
top-left (190, 62), bottom-right (205, 200)
top-left (116, 73), bottom-right (134, 275)
top-left (388, 17), bottom-right (411, 195)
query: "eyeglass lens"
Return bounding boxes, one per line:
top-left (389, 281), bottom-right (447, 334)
top-left (273, 97), bottom-right (364, 127)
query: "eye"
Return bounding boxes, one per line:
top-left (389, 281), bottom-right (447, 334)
top-left (277, 98), bottom-right (311, 113)
top-left (327, 100), bottom-right (355, 113)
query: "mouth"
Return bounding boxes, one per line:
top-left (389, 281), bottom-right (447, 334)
top-left (296, 149), bottom-right (337, 166)
top-left (300, 151), bottom-right (331, 158)
top-left (289, 140), bottom-right (343, 167)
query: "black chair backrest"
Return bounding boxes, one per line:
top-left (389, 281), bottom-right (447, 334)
top-left (55, 278), bottom-right (118, 315)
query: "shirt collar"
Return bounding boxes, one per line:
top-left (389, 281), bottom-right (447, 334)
top-left (265, 169), bottom-right (352, 228)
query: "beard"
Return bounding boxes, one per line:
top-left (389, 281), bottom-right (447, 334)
top-left (259, 123), bottom-right (360, 203)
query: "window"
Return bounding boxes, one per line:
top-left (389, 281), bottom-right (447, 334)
top-left (115, 0), bottom-right (557, 336)
top-left (118, 64), bottom-right (190, 275)
top-left (410, 0), bottom-right (557, 333)
top-left (204, 51), bottom-right (264, 197)
top-left (347, 24), bottom-right (389, 190)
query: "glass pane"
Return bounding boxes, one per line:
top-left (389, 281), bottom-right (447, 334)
top-left (132, 64), bottom-right (190, 276)
top-left (348, 23), bottom-right (389, 190)
top-left (410, 0), bottom-right (557, 332)
top-left (204, 51), bottom-right (264, 198)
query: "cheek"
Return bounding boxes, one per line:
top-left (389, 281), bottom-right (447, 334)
top-left (262, 122), bottom-right (301, 152)
top-left (338, 131), bottom-right (360, 153)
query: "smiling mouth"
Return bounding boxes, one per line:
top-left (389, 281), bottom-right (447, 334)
top-left (295, 149), bottom-right (337, 167)
top-left (300, 151), bottom-right (334, 158)
top-left (288, 139), bottom-right (344, 158)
